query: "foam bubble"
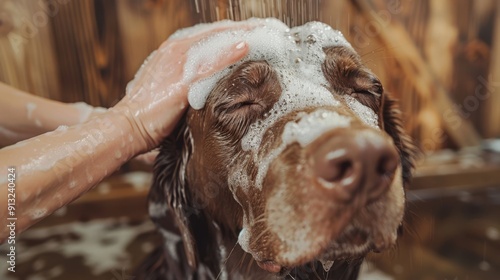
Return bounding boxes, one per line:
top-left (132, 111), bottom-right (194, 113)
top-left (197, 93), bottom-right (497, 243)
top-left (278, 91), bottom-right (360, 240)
top-left (237, 227), bottom-right (251, 253)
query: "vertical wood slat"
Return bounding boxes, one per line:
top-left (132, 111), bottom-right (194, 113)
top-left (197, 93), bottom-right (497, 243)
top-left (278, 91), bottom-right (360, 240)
top-left (116, 0), bottom-right (194, 82)
top-left (0, 0), bottom-right (61, 100)
top-left (49, 0), bottom-right (125, 107)
top-left (417, 0), bottom-right (457, 150)
top-left (450, 0), bottom-right (495, 138)
top-left (51, 0), bottom-right (95, 104)
top-left (486, 2), bottom-right (500, 138)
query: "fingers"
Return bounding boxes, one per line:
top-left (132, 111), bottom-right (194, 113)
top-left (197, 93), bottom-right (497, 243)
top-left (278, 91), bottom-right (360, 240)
top-left (196, 41), bottom-right (249, 81)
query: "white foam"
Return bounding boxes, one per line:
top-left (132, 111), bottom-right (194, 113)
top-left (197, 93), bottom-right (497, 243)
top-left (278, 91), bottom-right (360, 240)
top-left (184, 18), bottom-right (352, 111)
top-left (342, 95), bottom-right (379, 128)
top-left (182, 19), bottom-right (362, 159)
top-left (55, 125), bottom-right (68, 132)
top-left (237, 227), bottom-right (251, 253)
top-left (70, 102), bottom-right (95, 123)
top-left (246, 110), bottom-right (351, 190)
top-left (282, 110), bottom-right (351, 147)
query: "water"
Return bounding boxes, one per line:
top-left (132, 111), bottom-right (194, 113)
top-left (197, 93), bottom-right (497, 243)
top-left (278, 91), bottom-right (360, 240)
top-left (192, 0), bottom-right (323, 27)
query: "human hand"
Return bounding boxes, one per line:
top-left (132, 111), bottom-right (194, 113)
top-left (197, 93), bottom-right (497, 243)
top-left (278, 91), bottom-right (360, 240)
top-left (113, 21), bottom-right (253, 152)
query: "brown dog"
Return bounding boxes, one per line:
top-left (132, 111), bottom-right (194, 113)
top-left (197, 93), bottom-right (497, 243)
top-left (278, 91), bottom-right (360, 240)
top-left (137, 19), bottom-right (416, 280)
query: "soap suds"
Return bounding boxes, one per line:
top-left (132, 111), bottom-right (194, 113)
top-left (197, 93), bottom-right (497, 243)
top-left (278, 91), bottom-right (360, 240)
top-left (342, 95), bottom-right (379, 128)
top-left (237, 227), bottom-right (251, 254)
top-left (281, 110), bottom-right (351, 147)
top-left (184, 18), bottom-right (352, 112)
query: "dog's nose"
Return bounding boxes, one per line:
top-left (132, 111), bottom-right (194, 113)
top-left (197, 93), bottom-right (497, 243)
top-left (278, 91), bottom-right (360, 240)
top-left (313, 129), bottom-right (399, 203)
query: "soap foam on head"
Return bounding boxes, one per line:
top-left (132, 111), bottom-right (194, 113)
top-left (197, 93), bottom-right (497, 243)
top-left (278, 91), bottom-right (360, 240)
top-left (184, 18), bottom-right (353, 111)
top-left (182, 19), bottom-right (366, 151)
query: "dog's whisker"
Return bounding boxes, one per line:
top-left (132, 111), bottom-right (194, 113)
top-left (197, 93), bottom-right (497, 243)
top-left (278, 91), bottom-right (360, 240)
top-left (215, 240), bottom-right (239, 280)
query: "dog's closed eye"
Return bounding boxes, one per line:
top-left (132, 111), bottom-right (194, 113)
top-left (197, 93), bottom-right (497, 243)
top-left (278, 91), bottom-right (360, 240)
top-left (212, 61), bottom-right (281, 124)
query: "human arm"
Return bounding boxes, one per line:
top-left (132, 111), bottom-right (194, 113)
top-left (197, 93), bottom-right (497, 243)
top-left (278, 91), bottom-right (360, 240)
top-left (0, 82), bottom-right (106, 147)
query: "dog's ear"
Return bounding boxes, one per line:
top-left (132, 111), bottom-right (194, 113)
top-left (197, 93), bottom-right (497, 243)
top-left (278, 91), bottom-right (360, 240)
top-left (150, 117), bottom-right (219, 271)
top-left (380, 92), bottom-right (418, 187)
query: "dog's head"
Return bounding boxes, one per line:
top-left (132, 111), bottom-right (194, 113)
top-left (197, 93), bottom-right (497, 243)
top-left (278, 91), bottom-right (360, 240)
top-left (150, 19), bottom-right (416, 276)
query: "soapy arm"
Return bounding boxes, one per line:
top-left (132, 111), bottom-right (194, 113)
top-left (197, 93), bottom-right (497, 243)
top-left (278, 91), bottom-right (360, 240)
top-left (0, 24), bottom-right (250, 242)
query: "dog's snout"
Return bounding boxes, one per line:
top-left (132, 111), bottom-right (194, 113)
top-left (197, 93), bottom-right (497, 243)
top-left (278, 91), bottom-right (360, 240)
top-left (313, 129), bottom-right (399, 203)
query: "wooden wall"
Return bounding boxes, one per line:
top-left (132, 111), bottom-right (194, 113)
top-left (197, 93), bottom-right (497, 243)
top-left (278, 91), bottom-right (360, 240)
top-left (1, 0), bottom-right (499, 151)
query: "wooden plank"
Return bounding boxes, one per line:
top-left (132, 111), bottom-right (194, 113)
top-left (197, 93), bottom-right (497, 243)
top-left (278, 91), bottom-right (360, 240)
top-left (485, 2), bottom-right (500, 138)
top-left (116, 0), bottom-right (194, 82)
top-left (411, 148), bottom-right (500, 190)
top-left (351, 0), bottom-right (482, 148)
top-left (411, 165), bottom-right (500, 190)
top-left (0, 0), bottom-right (61, 100)
top-left (47, 0), bottom-right (126, 106)
top-left (32, 171), bottom-right (151, 228)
